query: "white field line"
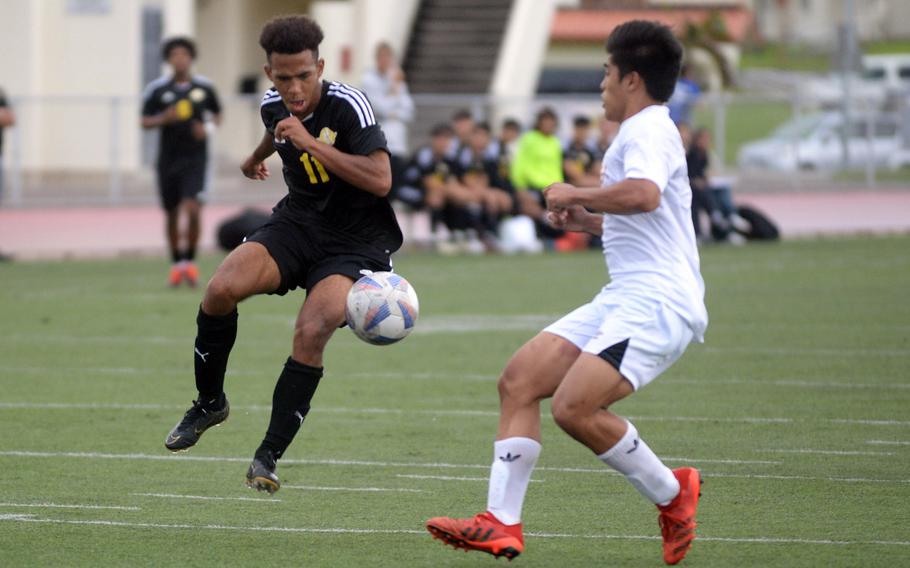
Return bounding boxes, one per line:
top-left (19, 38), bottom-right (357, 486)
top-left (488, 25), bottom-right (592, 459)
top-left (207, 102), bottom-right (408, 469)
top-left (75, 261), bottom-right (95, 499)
top-left (831, 418), bottom-right (910, 426)
top-left (130, 493), bottom-right (282, 503)
top-left (699, 346), bottom-right (910, 357)
top-left (1, 400), bottom-right (907, 429)
top-left (1, 450), bottom-right (907, 485)
top-left (396, 474), bottom-right (543, 483)
top-left (0, 366), bottom-right (259, 378)
top-left (0, 501), bottom-right (139, 511)
top-left (4, 332), bottom-right (909, 357)
top-left (5, 366), bottom-right (910, 391)
top-left (704, 472), bottom-right (910, 484)
top-left (866, 440), bottom-right (910, 446)
top-left (344, 371), bottom-right (496, 382)
top-left (1, 515), bottom-right (908, 547)
top-left (672, 378), bottom-right (910, 391)
top-left (757, 449), bottom-right (896, 456)
top-left (281, 485), bottom-right (427, 493)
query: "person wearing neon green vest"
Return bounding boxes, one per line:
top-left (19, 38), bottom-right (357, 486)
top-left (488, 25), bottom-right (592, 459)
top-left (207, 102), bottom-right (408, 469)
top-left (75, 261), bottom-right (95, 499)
top-left (510, 108), bottom-right (564, 239)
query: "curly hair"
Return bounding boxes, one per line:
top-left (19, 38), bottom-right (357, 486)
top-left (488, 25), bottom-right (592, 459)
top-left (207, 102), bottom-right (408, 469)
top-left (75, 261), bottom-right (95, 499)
top-left (259, 15), bottom-right (324, 59)
top-left (162, 37), bottom-right (196, 60)
top-left (606, 20), bottom-right (683, 102)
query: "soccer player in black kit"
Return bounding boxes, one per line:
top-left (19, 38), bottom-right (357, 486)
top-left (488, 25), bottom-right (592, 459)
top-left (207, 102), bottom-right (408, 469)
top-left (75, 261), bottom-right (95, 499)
top-left (164, 16), bottom-right (402, 494)
top-left (142, 37), bottom-right (222, 287)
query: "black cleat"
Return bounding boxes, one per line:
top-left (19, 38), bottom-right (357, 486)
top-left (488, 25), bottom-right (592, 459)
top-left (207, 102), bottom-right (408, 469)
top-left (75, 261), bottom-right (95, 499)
top-left (246, 452), bottom-right (280, 494)
top-left (164, 397), bottom-right (229, 452)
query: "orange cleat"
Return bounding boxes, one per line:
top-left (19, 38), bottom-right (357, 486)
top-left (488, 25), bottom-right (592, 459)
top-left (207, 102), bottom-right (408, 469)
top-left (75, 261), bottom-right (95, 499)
top-left (183, 262), bottom-right (199, 288)
top-left (658, 467), bottom-right (702, 565)
top-left (426, 512), bottom-right (524, 560)
top-left (168, 264), bottom-right (183, 288)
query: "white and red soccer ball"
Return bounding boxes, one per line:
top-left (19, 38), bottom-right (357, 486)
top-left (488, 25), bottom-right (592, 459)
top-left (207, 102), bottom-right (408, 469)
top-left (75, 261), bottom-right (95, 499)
top-left (345, 271), bottom-right (419, 345)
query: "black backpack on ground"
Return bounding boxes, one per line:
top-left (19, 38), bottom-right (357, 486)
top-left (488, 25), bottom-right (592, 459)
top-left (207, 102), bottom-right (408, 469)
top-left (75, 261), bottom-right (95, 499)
top-left (735, 205), bottom-right (780, 241)
top-left (216, 208), bottom-right (270, 251)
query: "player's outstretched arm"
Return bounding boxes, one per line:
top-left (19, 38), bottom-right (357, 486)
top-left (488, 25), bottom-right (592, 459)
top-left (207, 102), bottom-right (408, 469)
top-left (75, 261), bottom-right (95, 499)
top-left (545, 179), bottom-right (660, 215)
top-left (241, 130), bottom-right (275, 181)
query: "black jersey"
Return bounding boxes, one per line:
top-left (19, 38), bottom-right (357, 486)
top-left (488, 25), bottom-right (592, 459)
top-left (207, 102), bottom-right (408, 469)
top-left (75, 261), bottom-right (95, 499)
top-left (403, 146), bottom-right (456, 190)
top-left (260, 81), bottom-right (393, 212)
top-left (563, 140), bottom-right (597, 176)
top-left (142, 75), bottom-right (221, 163)
top-left (454, 146), bottom-right (512, 192)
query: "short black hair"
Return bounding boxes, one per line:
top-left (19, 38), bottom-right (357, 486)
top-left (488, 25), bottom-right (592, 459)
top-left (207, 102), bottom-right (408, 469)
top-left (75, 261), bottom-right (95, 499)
top-left (573, 115), bottom-right (591, 128)
top-left (259, 15), bottom-right (324, 60)
top-left (501, 118), bottom-right (521, 132)
top-left (162, 37), bottom-right (196, 60)
top-left (430, 123), bottom-right (454, 137)
top-left (606, 20), bottom-right (683, 102)
top-left (535, 107), bottom-right (558, 129)
top-left (474, 121), bottom-right (491, 134)
top-left (451, 109), bottom-right (473, 122)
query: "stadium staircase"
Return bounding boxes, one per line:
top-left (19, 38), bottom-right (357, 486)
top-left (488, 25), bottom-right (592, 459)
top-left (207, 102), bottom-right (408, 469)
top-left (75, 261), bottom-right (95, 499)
top-left (404, 0), bottom-right (513, 95)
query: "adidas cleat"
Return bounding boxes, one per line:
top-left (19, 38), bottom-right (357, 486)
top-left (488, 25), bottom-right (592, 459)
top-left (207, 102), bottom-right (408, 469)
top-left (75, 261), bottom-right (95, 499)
top-left (658, 467), bottom-right (702, 565)
top-left (426, 512), bottom-right (524, 560)
top-left (164, 397), bottom-right (229, 452)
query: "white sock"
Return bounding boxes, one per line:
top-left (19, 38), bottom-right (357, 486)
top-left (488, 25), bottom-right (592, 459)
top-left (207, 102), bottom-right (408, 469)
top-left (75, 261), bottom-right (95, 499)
top-left (598, 420), bottom-right (679, 506)
top-left (486, 437), bottom-right (541, 525)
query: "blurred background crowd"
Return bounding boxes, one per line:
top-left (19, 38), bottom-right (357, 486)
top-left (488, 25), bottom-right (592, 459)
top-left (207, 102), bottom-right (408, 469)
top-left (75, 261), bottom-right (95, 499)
top-left (1, 0), bottom-right (909, 260)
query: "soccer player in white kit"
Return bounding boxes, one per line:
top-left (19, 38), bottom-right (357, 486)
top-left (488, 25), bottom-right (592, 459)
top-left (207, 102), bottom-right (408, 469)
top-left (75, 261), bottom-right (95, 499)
top-left (426, 21), bottom-right (708, 565)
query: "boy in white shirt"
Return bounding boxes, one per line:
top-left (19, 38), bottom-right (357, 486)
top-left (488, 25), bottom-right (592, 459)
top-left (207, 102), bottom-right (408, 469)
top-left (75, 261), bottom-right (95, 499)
top-left (426, 20), bottom-right (707, 566)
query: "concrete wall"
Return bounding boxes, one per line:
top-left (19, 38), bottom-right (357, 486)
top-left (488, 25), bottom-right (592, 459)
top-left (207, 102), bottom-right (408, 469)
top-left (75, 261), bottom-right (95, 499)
top-left (0, 0), bottom-right (418, 174)
top-left (0, 0), bottom-right (144, 172)
top-left (754, 0), bottom-right (910, 46)
top-left (490, 0), bottom-right (558, 125)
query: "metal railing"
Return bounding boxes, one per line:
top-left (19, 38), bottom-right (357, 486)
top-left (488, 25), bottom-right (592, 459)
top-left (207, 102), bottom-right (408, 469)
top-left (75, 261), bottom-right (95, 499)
top-left (2, 91), bottom-right (907, 208)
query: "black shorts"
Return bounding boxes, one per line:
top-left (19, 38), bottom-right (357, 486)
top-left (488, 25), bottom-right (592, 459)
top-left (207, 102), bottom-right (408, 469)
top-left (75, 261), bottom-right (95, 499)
top-left (157, 157), bottom-right (206, 211)
top-left (245, 198), bottom-right (402, 296)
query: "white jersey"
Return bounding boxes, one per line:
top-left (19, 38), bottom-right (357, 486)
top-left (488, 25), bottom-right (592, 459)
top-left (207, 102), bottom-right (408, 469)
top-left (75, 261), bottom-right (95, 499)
top-left (599, 105), bottom-right (708, 340)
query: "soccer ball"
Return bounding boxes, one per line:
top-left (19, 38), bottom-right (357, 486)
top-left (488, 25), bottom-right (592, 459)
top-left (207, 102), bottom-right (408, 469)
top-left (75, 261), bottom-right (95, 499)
top-left (345, 271), bottom-right (419, 345)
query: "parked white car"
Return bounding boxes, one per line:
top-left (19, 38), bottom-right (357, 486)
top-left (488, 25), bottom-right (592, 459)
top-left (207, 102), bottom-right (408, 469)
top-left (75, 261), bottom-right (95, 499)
top-left (862, 54), bottom-right (910, 95)
top-left (737, 112), bottom-right (909, 172)
top-left (802, 73), bottom-right (887, 108)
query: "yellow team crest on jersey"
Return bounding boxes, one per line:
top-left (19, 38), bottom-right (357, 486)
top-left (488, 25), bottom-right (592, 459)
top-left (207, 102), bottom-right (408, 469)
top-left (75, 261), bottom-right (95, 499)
top-left (319, 127), bottom-right (337, 146)
top-left (175, 99), bottom-right (193, 121)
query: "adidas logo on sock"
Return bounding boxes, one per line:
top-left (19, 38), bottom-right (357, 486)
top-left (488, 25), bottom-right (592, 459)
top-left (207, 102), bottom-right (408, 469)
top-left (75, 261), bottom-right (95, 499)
top-left (499, 452), bottom-right (521, 463)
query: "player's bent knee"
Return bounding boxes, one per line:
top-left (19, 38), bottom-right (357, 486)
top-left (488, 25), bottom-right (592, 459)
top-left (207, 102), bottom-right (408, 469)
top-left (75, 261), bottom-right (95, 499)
top-left (551, 399), bottom-right (585, 435)
top-left (204, 274), bottom-right (246, 310)
top-left (294, 317), bottom-right (337, 347)
top-left (498, 365), bottom-right (548, 405)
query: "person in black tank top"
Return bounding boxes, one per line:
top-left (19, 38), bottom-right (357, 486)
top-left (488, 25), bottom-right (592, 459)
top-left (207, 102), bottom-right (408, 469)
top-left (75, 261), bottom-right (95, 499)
top-left (162, 16), bottom-right (402, 495)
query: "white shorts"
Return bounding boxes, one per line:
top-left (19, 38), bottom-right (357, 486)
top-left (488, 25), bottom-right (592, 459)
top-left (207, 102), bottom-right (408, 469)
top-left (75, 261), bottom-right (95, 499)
top-left (543, 293), bottom-right (694, 390)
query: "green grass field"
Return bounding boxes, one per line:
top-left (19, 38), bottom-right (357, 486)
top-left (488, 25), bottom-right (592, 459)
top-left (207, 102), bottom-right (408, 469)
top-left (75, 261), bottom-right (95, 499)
top-left (1, 236), bottom-right (909, 567)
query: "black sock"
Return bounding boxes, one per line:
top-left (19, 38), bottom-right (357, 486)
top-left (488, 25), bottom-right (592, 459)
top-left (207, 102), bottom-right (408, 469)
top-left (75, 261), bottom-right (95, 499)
top-left (183, 247), bottom-right (196, 262)
top-left (171, 249), bottom-right (182, 263)
top-left (256, 357), bottom-right (323, 460)
top-left (194, 307), bottom-right (238, 404)
top-left (430, 208), bottom-right (442, 233)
